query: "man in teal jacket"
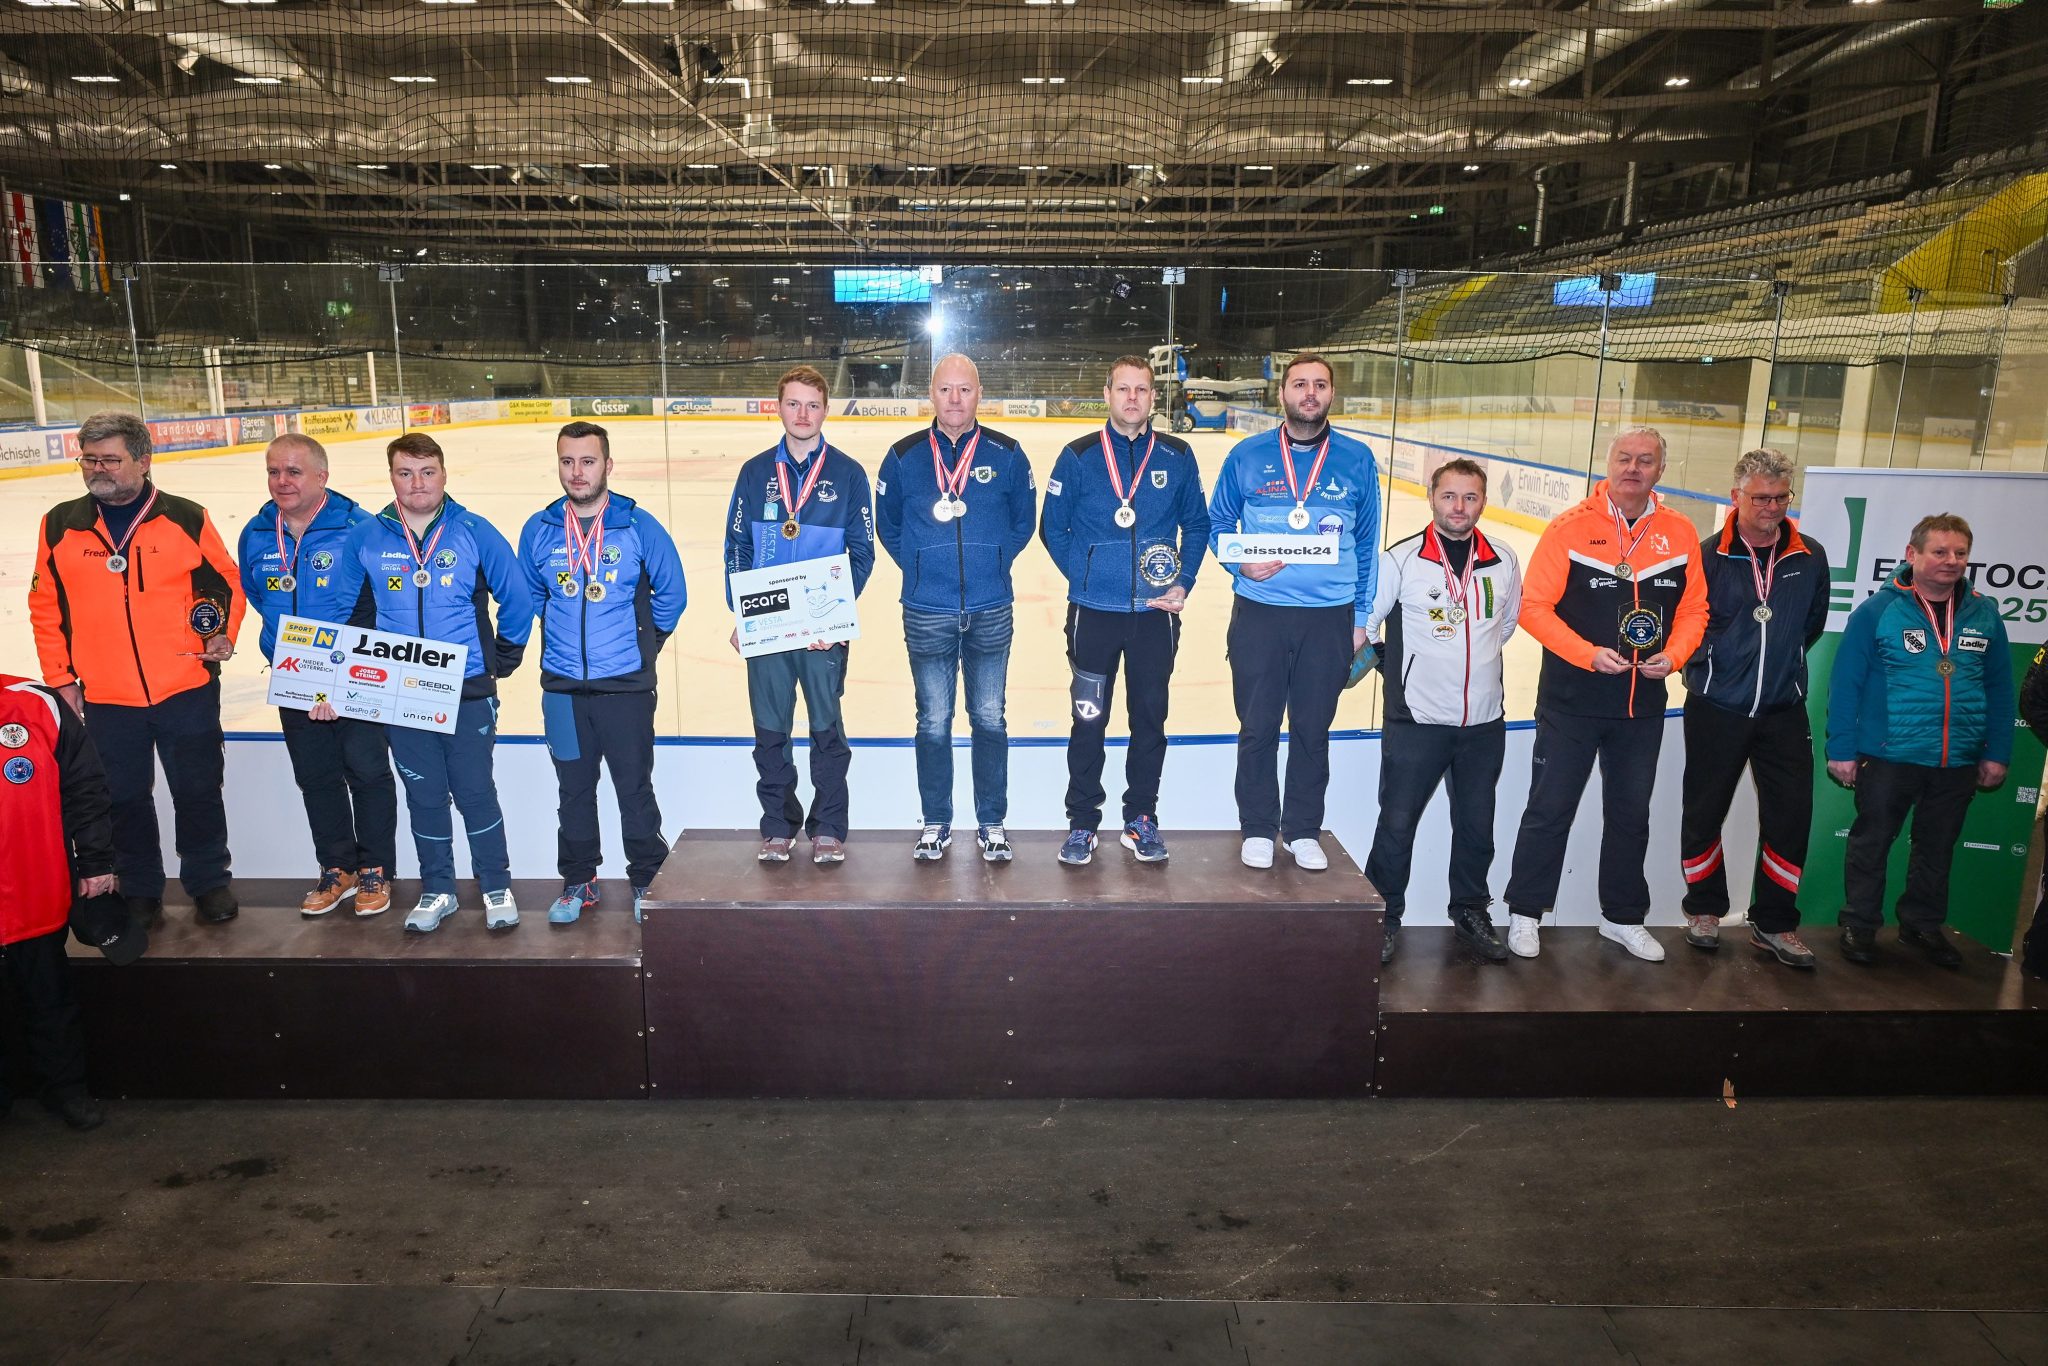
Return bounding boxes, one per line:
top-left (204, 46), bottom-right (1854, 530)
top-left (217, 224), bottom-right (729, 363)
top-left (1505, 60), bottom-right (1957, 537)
top-left (1826, 512), bottom-right (2013, 968)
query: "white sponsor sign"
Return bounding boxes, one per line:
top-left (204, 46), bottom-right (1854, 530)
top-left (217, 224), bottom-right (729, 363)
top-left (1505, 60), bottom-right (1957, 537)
top-left (265, 615), bottom-right (469, 733)
top-left (729, 553), bottom-right (861, 659)
top-left (449, 400), bottom-right (499, 422)
top-left (1212, 534), bottom-right (1340, 564)
top-left (1002, 399), bottom-right (1047, 418)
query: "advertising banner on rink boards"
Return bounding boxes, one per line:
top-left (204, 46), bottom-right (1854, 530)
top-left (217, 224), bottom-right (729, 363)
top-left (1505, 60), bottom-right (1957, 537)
top-left (729, 554), bottom-right (860, 660)
top-left (264, 615), bottom-right (468, 735)
top-left (1796, 468), bottom-right (2048, 950)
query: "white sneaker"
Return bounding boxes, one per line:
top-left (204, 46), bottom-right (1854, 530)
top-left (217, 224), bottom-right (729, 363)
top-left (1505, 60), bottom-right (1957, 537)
top-left (1599, 920), bottom-right (1666, 962)
top-left (1240, 837), bottom-right (1275, 869)
top-left (483, 888), bottom-right (519, 931)
top-left (404, 892), bottom-right (458, 935)
top-left (1507, 913), bottom-right (1541, 959)
top-left (1285, 837), bottom-right (1329, 871)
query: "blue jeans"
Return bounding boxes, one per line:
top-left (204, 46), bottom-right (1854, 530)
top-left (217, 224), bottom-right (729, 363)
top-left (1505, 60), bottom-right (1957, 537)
top-left (904, 604), bottom-right (1013, 827)
top-left (385, 696), bottom-right (510, 895)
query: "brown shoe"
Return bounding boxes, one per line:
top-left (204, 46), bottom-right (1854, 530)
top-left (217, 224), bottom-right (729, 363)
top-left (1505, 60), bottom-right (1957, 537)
top-left (301, 868), bottom-right (357, 917)
top-left (354, 867), bottom-right (391, 917)
top-left (758, 837), bottom-right (794, 863)
top-left (812, 836), bottom-right (846, 864)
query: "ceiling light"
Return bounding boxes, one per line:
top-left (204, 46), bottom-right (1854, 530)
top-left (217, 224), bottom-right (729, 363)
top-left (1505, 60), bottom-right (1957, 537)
top-left (420, 0), bottom-right (476, 6)
top-left (118, 193), bottom-right (131, 201)
top-left (1462, 163), bottom-right (1480, 172)
top-left (1018, 164), bottom-right (1049, 170)
top-left (687, 163), bottom-right (719, 169)
top-left (71, 75), bottom-right (120, 83)
top-left (356, 163), bottom-right (389, 170)
top-left (1507, 77), bottom-right (1533, 88)
top-left (263, 162), bottom-right (283, 169)
top-left (234, 76), bottom-right (283, 84)
top-left (825, 0), bottom-right (877, 5)
top-left (468, 163), bottom-right (503, 170)
top-left (1346, 78), bottom-right (1394, 86)
top-left (578, 162), bottom-right (611, 169)
top-left (388, 75), bottom-right (437, 84)
top-left (1243, 164), bottom-right (1274, 171)
top-left (907, 164), bottom-right (938, 171)
top-left (1663, 75), bottom-right (1690, 87)
top-left (219, 0), bottom-right (278, 5)
top-left (1351, 163), bottom-right (1371, 170)
top-left (545, 75), bottom-right (593, 84)
top-left (1181, 76), bottom-right (1222, 84)
top-left (1021, 76), bottom-right (1066, 84)
top-left (1025, 0), bottom-right (1077, 5)
top-left (618, 0), bottom-right (674, 5)
top-left (159, 163), bottom-right (178, 170)
top-left (866, 74), bottom-right (906, 82)
top-left (1126, 163), bottom-right (1155, 170)
top-left (19, 0), bottom-right (83, 7)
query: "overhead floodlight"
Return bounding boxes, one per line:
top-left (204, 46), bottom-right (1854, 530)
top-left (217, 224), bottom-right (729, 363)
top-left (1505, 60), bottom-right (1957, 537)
top-left (388, 75), bottom-right (437, 83)
top-left (1018, 164), bottom-right (1050, 170)
top-left (159, 162), bottom-right (178, 169)
top-left (356, 163), bottom-right (390, 170)
top-left (1024, 0), bottom-right (1078, 6)
top-left (1462, 163), bottom-right (1480, 172)
top-left (866, 74), bottom-right (907, 82)
top-left (1180, 76), bottom-right (1222, 84)
top-left (119, 192), bottom-right (131, 201)
top-left (234, 76), bottom-right (283, 84)
top-left (924, 309), bottom-right (945, 337)
top-left (71, 75), bottom-right (120, 83)
top-left (1507, 77), bottom-right (1533, 88)
top-left (19, 1), bottom-right (84, 7)
top-left (907, 164), bottom-right (938, 171)
top-left (263, 162), bottom-right (283, 169)
top-left (1243, 164), bottom-right (1274, 171)
top-left (545, 75), bottom-right (593, 84)
top-left (219, 0), bottom-right (278, 6)
top-left (1021, 76), bottom-right (1066, 84)
top-left (1351, 163), bottom-right (1372, 170)
top-left (1126, 163), bottom-right (1155, 170)
top-left (419, 0), bottom-right (476, 6)
top-left (1663, 75), bottom-right (1690, 87)
top-left (1346, 78), bottom-right (1394, 86)
top-left (578, 162), bottom-right (611, 169)
top-left (468, 163), bottom-right (503, 170)
top-left (687, 163), bottom-right (719, 169)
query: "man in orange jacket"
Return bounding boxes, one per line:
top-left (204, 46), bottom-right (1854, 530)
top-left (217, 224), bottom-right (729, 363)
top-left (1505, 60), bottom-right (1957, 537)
top-left (1501, 425), bottom-right (1709, 962)
top-left (29, 411), bottom-right (246, 928)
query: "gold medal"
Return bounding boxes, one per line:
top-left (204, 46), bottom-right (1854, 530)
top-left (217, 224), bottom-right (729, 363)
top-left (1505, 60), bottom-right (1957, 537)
top-left (781, 519), bottom-right (800, 540)
top-left (585, 581), bottom-right (607, 603)
top-left (1936, 658), bottom-right (1956, 677)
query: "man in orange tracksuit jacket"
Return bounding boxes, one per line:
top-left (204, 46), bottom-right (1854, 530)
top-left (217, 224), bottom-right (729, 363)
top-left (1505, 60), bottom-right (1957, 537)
top-left (1501, 425), bottom-right (1709, 963)
top-left (29, 411), bottom-right (246, 928)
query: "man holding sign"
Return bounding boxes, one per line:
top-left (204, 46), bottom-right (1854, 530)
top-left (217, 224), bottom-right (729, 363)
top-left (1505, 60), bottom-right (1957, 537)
top-left (337, 433), bottom-right (534, 933)
top-left (1503, 426), bottom-right (1708, 961)
top-left (239, 433), bottom-right (394, 919)
top-left (722, 365), bottom-right (875, 864)
top-left (1207, 352), bottom-right (1379, 872)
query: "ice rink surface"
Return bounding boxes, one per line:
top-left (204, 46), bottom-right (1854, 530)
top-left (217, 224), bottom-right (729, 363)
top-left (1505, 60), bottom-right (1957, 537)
top-left (0, 416), bottom-right (1556, 739)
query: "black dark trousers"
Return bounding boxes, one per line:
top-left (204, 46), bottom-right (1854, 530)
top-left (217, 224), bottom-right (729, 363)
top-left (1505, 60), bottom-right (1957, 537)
top-left (550, 691), bottom-right (668, 887)
top-left (1365, 717), bottom-right (1507, 925)
top-left (1227, 597), bottom-right (1354, 842)
top-left (1505, 708), bottom-right (1664, 924)
top-left (1063, 604), bottom-right (1180, 831)
top-left (279, 706), bottom-right (398, 874)
top-left (1841, 756), bottom-right (1980, 933)
top-left (752, 726), bottom-right (852, 841)
top-left (85, 678), bottom-right (229, 899)
top-left (1677, 698), bottom-right (1814, 934)
top-left (0, 929), bottom-right (88, 1106)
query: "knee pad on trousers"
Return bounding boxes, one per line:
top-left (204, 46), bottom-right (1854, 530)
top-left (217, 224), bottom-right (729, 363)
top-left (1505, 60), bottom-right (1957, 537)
top-left (1071, 668), bottom-right (1108, 725)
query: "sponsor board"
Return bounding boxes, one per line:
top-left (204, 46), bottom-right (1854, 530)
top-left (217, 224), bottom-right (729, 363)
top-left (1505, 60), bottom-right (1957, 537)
top-left (232, 412), bottom-right (282, 445)
top-left (836, 398), bottom-right (926, 418)
top-left (1002, 399), bottom-right (1046, 418)
top-left (357, 405), bottom-right (405, 431)
top-left (295, 409), bottom-right (359, 437)
top-left (1341, 398), bottom-right (1385, 417)
top-left (1212, 533), bottom-right (1339, 564)
top-left (729, 553), bottom-right (860, 659)
top-left (449, 400), bottom-right (498, 422)
top-left (0, 431), bottom-right (61, 468)
top-left (1649, 399), bottom-right (1741, 425)
top-left (571, 396), bottom-right (653, 418)
top-left (1225, 405), bottom-right (1282, 435)
top-left (265, 614), bottom-right (468, 734)
top-left (1050, 397), bottom-right (1111, 418)
top-left (504, 399), bottom-right (571, 420)
top-left (665, 396), bottom-right (758, 416)
top-left (407, 403), bottom-right (450, 427)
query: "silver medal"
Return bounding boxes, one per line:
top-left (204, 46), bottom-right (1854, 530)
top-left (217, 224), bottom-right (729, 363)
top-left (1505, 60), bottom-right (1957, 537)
top-left (412, 568), bottom-right (431, 588)
top-left (952, 497), bottom-right (969, 521)
top-left (279, 574), bottom-right (297, 593)
top-left (932, 497), bottom-right (956, 523)
top-left (1447, 606), bottom-right (1467, 625)
top-left (561, 579), bottom-right (580, 598)
top-left (585, 581), bottom-right (607, 603)
top-left (1114, 504), bottom-right (1137, 529)
top-left (1753, 604), bottom-right (1773, 623)
top-left (106, 554), bottom-right (127, 574)
top-left (1287, 506), bottom-right (1310, 531)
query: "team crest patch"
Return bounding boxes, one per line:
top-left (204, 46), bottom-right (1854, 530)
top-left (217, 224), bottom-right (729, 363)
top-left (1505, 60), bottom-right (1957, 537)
top-left (1903, 629), bottom-right (1927, 654)
top-left (3, 756), bottom-right (32, 784)
top-left (434, 549), bottom-right (458, 569)
top-left (1151, 470), bottom-right (1169, 488)
top-left (0, 723), bottom-right (27, 749)
top-left (386, 576), bottom-right (405, 592)
top-left (972, 466), bottom-right (995, 483)
top-left (602, 545), bottom-right (623, 565)
top-left (310, 550), bottom-right (334, 571)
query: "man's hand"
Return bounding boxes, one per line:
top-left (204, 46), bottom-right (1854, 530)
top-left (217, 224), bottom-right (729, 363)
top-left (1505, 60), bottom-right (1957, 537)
top-left (199, 634), bottom-right (234, 662)
top-left (807, 639), bottom-right (835, 652)
top-left (1828, 759), bottom-right (1859, 788)
top-left (76, 873), bottom-right (115, 899)
top-left (1637, 652), bottom-right (1675, 680)
top-left (1352, 625), bottom-right (1370, 655)
top-left (1979, 759), bottom-right (2009, 790)
top-left (1145, 585), bottom-right (1188, 614)
top-left (57, 683), bottom-right (84, 718)
top-left (729, 628), bottom-right (741, 654)
top-left (1590, 648), bottom-right (1633, 675)
top-left (309, 701), bottom-right (338, 722)
top-left (1239, 559), bottom-right (1286, 582)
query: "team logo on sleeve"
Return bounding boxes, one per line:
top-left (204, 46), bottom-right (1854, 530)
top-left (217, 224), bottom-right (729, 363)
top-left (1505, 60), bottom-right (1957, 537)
top-left (0, 723), bottom-right (27, 749)
top-left (4, 756), bottom-right (33, 784)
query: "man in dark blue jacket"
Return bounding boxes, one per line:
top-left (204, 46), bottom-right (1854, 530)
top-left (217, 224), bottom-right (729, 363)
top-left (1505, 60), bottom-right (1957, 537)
top-left (723, 365), bottom-right (875, 864)
top-left (1039, 355), bottom-right (1207, 865)
top-left (876, 354), bottom-right (1035, 862)
top-left (239, 433), bottom-right (395, 919)
top-left (336, 432), bottom-right (535, 933)
top-left (519, 421), bottom-right (687, 924)
top-left (1676, 447), bottom-right (1830, 970)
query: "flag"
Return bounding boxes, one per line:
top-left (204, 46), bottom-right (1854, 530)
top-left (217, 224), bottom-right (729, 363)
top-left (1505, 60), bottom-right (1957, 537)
top-left (37, 197), bottom-right (71, 290)
top-left (69, 200), bottom-right (93, 291)
top-left (89, 205), bottom-right (109, 291)
top-left (8, 193), bottom-right (41, 289)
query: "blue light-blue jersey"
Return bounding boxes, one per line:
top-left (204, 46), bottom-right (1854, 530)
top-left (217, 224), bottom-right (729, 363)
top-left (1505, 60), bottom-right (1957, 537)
top-left (517, 492), bottom-right (686, 693)
top-left (1207, 425), bottom-right (1380, 624)
top-left (238, 490), bottom-right (374, 661)
top-left (722, 438), bottom-right (875, 606)
top-left (876, 423), bottom-right (1035, 614)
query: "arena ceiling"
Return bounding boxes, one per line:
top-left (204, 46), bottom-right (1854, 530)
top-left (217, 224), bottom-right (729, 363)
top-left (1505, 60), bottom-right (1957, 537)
top-left (0, 0), bottom-right (2035, 261)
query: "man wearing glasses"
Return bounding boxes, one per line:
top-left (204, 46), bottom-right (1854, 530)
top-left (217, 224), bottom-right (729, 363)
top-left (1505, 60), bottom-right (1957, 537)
top-left (29, 411), bottom-right (245, 928)
top-left (1676, 448), bottom-right (1831, 969)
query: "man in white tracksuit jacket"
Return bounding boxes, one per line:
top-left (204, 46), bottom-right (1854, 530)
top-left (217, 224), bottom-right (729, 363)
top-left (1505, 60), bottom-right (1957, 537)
top-left (1364, 458), bottom-right (1522, 965)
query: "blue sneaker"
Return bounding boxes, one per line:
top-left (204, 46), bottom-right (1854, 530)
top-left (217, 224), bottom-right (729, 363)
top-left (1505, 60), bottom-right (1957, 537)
top-left (1058, 829), bottom-right (1098, 866)
top-left (913, 823), bottom-right (952, 861)
top-left (549, 881), bottom-right (599, 925)
top-left (632, 886), bottom-right (649, 923)
top-left (1121, 816), bottom-right (1169, 863)
top-left (977, 823), bottom-right (1014, 863)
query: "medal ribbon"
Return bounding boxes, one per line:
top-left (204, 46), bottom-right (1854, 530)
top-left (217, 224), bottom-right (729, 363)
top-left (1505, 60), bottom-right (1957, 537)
top-left (276, 493), bottom-right (327, 580)
top-left (564, 495), bottom-right (608, 582)
top-left (96, 485), bottom-right (159, 563)
top-left (1099, 427), bottom-right (1157, 510)
top-left (399, 507), bottom-right (447, 576)
top-left (775, 439), bottom-right (827, 525)
top-left (1607, 493), bottom-right (1656, 567)
top-left (1745, 537), bottom-right (1778, 608)
top-left (1280, 431), bottom-right (1330, 510)
top-left (1430, 525), bottom-right (1479, 612)
top-left (929, 427), bottom-right (981, 501)
top-left (1911, 588), bottom-right (1955, 662)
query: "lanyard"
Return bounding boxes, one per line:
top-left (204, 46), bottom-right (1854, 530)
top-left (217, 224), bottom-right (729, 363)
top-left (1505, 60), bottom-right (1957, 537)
top-left (775, 440), bottom-right (827, 524)
top-left (1099, 427), bottom-right (1157, 509)
top-left (1431, 525), bottom-right (1479, 611)
top-left (1745, 537), bottom-right (1778, 606)
top-left (1912, 589), bottom-right (1955, 660)
top-left (96, 485), bottom-right (159, 564)
top-left (1607, 495), bottom-right (1655, 572)
top-left (276, 493), bottom-right (327, 577)
top-left (1280, 431), bottom-right (1330, 509)
top-left (930, 427), bottom-right (981, 499)
top-left (400, 506), bottom-right (447, 573)
top-left (564, 496), bottom-right (608, 580)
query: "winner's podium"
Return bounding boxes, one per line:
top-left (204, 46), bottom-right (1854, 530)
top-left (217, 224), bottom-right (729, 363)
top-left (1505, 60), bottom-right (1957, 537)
top-left (638, 831), bottom-right (1384, 1099)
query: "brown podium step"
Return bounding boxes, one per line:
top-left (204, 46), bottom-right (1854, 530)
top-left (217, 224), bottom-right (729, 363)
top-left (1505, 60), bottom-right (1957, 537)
top-left (637, 830), bottom-right (1384, 1099)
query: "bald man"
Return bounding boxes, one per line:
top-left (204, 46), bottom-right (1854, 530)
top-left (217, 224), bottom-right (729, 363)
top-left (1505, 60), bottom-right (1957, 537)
top-left (876, 354), bottom-right (1037, 862)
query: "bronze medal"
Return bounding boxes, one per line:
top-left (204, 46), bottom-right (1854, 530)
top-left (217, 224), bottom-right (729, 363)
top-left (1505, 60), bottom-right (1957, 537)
top-left (781, 519), bottom-right (800, 540)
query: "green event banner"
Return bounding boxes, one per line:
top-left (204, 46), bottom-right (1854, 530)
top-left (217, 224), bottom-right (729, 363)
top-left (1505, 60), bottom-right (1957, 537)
top-left (1795, 468), bottom-right (2048, 950)
top-left (569, 396), bottom-right (654, 418)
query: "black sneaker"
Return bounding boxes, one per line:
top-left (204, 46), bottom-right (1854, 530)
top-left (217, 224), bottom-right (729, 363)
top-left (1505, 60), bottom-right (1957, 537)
top-left (1380, 923), bottom-right (1399, 965)
top-left (1449, 906), bottom-right (1510, 962)
top-left (124, 895), bottom-right (164, 930)
top-left (1839, 925), bottom-right (1879, 965)
top-left (1898, 922), bottom-right (1963, 970)
top-left (43, 1090), bottom-right (105, 1132)
top-left (194, 885), bottom-right (239, 924)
